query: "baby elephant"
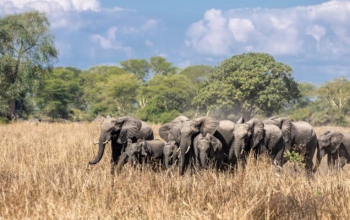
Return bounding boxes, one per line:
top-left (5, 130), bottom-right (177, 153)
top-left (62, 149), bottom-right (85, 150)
top-left (163, 141), bottom-right (180, 169)
top-left (115, 139), bottom-right (165, 171)
top-left (194, 133), bottom-right (223, 170)
top-left (317, 131), bottom-right (350, 170)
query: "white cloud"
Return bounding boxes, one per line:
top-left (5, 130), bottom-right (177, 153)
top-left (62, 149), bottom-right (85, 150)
top-left (185, 9), bottom-right (233, 56)
top-left (90, 27), bottom-right (132, 56)
top-left (185, 1), bottom-right (350, 57)
top-left (0, 0), bottom-right (100, 12)
top-left (141, 19), bottom-right (160, 31)
top-left (307, 25), bottom-right (326, 42)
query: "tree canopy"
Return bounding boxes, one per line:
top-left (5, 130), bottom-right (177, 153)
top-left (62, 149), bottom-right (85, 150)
top-left (194, 53), bottom-right (301, 118)
top-left (0, 11), bottom-right (58, 118)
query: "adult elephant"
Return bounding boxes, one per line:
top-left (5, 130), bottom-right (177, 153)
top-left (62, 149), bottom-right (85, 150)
top-left (88, 116), bottom-right (154, 173)
top-left (231, 118), bottom-right (285, 168)
top-left (159, 116), bottom-right (222, 175)
top-left (268, 116), bottom-right (318, 174)
top-left (317, 131), bottom-right (350, 170)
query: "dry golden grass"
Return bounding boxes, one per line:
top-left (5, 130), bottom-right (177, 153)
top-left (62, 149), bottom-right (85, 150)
top-left (1, 122), bottom-right (350, 219)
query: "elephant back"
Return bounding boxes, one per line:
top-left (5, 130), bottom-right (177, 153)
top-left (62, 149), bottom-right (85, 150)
top-left (135, 121), bottom-right (154, 140)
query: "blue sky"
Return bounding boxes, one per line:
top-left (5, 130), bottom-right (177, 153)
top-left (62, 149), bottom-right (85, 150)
top-left (1, 0), bottom-right (349, 84)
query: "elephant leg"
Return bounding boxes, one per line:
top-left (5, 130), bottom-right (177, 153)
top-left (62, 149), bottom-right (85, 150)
top-left (115, 152), bottom-right (128, 172)
top-left (338, 157), bottom-right (346, 170)
top-left (305, 141), bottom-right (317, 176)
top-left (110, 140), bottom-right (121, 174)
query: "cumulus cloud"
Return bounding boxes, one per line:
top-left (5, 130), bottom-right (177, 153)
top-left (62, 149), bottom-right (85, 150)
top-left (0, 0), bottom-right (100, 12)
top-left (185, 1), bottom-right (350, 57)
top-left (90, 27), bottom-right (132, 56)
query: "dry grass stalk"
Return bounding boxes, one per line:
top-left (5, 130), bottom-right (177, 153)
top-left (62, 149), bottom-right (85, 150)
top-left (0, 122), bottom-right (350, 219)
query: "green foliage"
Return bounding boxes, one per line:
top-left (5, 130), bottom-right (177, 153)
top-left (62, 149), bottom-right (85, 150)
top-left (149, 56), bottom-right (177, 76)
top-left (36, 67), bottom-right (84, 120)
top-left (0, 11), bottom-right (58, 118)
top-left (179, 65), bottom-right (213, 84)
top-left (80, 66), bottom-right (141, 117)
top-left (138, 74), bottom-right (196, 122)
top-left (194, 53), bottom-right (300, 118)
top-left (120, 59), bottom-right (150, 82)
top-left (285, 151), bottom-right (305, 164)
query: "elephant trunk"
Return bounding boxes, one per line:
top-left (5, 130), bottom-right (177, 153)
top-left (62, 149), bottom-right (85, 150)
top-left (89, 136), bottom-right (107, 164)
top-left (315, 144), bottom-right (326, 171)
top-left (231, 140), bottom-right (244, 168)
top-left (200, 151), bottom-right (208, 169)
top-left (179, 137), bottom-right (190, 175)
top-left (164, 154), bottom-right (171, 169)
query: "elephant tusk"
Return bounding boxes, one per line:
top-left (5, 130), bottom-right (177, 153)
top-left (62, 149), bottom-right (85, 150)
top-left (240, 148), bottom-right (244, 155)
top-left (176, 147), bottom-right (180, 153)
top-left (93, 141), bottom-right (99, 145)
top-left (185, 145), bottom-right (191, 154)
top-left (103, 140), bottom-right (109, 144)
top-left (169, 155), bottom-right (173, 159)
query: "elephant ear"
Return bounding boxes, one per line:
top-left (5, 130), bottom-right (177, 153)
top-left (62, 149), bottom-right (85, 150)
top-left (191, 117), bottom-right (219, 136)
top-left (247, 118), bottom-right (264, 148)
top-left (330, 132), bottom-right (344, 154)
top-left (209, 134), bottom-right (222, 151)
top-left (270, 117), bottom-right (292, 144)
top-left (170, 125), bottom-right (182, 143)
top-left (159, 123), bottom-right (172, 142)
top-left (280, 118), bottom-right (292, 144)
top-left (323, 131), bottom-right (332, 135)
top-left (116, 116), bottom-right (142, 143)
top-left (237, 117), bottom-right (245, 124)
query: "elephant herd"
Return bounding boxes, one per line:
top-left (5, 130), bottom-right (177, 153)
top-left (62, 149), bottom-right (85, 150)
top-left (88, 115), bottom-right (350, 175)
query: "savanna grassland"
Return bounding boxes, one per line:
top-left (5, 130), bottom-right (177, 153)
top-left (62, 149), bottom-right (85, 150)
top-left (1, 122), bottom-right (350, 220)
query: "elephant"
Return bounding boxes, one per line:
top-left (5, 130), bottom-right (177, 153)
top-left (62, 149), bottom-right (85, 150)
top-left (231, 118), bottom-right (285, 168)
top-left (115, 139), bottom-right (165, 171)
top-left (88, 116), bottom-right (154, 174)
top-left (267, 116), bottom-right (318, 174)
top-left (193, 133), bottom-right (223, 170)
top-left (163, 141), bottom-right (180, 169)
top-left (159, 116), bottom-right (222, 175)
top-left (317, 131), bottom-right (350, 170)
top-left (159, 116), bottom-right (236, 175)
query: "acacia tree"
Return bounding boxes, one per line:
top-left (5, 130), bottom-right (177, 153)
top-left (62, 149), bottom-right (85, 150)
top-left (120, 59), bottom-right (150, 82)
top-left (0, 11), bottom-right (58, 119)
top-left (194, 53), bottom-right (300, 118)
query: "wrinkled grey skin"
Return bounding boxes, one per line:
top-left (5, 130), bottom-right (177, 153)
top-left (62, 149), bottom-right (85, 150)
top-left (194, 133), bottom-right (223, 170)
top-left (115, 140), bottom-right (141, 170)
top-left (163, 141), bottom-right (179, 169)
top-left (116, 139), bottom-right (165, 171)
top-left (317, 131), bottom-right (350, 170)
top-left (159, 116), bottom-right (221, 175)
top-left (268, 117), bottom-right (318, 174)
top-left (89, 116), bottom-right (154, 174)
top-left (231, 118), bottom-right (285, 168)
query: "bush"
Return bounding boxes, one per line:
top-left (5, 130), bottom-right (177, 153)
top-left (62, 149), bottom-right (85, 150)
top-left (0, 117), bottom-right (9, 124)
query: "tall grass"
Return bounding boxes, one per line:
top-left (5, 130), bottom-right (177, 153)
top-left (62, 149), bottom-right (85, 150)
top-left (0, 122), bottom-right (350, 219)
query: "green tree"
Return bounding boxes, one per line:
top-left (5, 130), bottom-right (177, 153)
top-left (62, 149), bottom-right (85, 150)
top-left (311, 77), bottom-right (350, 126)
top-left (179, 65), bottom-right (213, 84)
top-left (138, 74), bottom-right (196, 123)
top-left (80, 65), bottom-right (141, 117)
top-left (0, 11), bottom-right (58, 119)
top-left (317, 77), bottom-right (350, 113)
top-left (36, 67), bottom-right (84, 120)
top-left (194, 53), bottom-right (300, 118)
top-left (149, 56), bottom-right (177, 76)
top-left (120, 59), bottom-right (150, 82)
